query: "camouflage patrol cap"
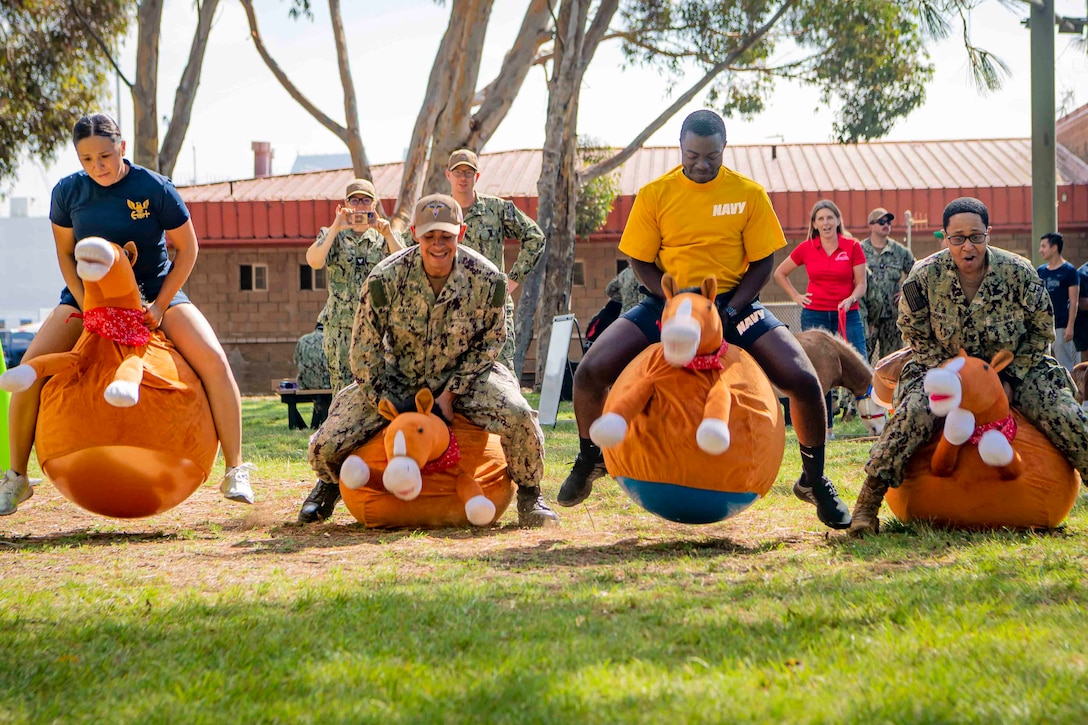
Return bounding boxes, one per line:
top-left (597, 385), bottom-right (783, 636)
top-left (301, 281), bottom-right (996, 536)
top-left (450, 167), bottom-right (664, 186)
top-left (412, 194), bottom-right (464, 236)
top-left (447, 149), bottom-right (479, 171)
top-left (868, 207), bottom-right (895, 225)
top-left (345, 178), bottom-right (377, 200)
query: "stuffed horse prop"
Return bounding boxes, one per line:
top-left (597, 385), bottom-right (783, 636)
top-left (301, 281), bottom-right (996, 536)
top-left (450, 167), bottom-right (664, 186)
top-left (0, 238), bottom-right (218, 518)
top-left (793, 329), bottom-right (885, 435)
top-left (589, 274), bottom-right (785, 524)
top-left (337, 389), bottom-right (513, 528)
top-left (884, 350), bottom-right (1080, 529)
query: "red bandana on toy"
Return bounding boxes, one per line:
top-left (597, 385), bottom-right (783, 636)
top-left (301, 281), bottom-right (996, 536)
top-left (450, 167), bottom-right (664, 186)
top-left (685, 340), bottom-right (728, 371)
top-left (69, 307), bottom-right (151, 347)
top-left (421, 429), bottom-right (461, 473)
top-left (967, 413), bottom-right (1017, 446)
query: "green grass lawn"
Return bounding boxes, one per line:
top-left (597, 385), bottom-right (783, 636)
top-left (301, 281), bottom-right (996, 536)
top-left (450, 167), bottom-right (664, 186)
top-left (1, 396), bottom-right (1086, 724)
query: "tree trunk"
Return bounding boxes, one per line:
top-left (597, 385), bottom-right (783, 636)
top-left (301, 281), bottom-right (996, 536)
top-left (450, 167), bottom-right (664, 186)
top-left (131, 0), bottom-right (164, 171)
top-left (158, 0), bottom-right (219, 177)
top-left (329, 0), bottom-right (369, 177)
top-left (527, 0), bottom-right (618, 385)
top-left (513, 261), bottom-right (543, 381)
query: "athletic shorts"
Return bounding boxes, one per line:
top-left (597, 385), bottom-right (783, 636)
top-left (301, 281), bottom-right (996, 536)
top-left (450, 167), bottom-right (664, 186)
top-left (59, 286), bottom-right (190, 311)
top-left (621, 290), bottom-right (785, 349)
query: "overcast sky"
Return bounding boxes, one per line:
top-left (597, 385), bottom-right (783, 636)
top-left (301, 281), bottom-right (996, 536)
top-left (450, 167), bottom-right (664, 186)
top-left (5, 0), bottom-right (1088, 216)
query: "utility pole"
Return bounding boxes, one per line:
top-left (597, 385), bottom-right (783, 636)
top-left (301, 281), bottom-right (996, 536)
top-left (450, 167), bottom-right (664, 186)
top-left (1029, 0), bottom-right (1056, 266)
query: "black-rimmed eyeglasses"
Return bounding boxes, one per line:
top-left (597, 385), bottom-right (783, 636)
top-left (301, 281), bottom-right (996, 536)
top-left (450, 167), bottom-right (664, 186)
top-left (946, 233), bottom-right (988, 247)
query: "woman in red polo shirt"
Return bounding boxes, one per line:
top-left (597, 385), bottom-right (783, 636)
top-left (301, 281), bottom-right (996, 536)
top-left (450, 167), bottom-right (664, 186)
top-left (774, 200), bottom-right (868, 431)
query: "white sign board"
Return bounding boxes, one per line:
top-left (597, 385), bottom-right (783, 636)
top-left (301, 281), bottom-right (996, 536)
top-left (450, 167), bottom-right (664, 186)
top-left (537, 314), bottom-right (577, 427)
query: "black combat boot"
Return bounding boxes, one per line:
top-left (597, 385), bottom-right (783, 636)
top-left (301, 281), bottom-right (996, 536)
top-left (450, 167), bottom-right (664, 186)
top-left (297, 480), bottom-right (341, 524)
top-left (516, 486), bottom-right (560, 528)
top-left (557, 438), bottom-right (608, 507)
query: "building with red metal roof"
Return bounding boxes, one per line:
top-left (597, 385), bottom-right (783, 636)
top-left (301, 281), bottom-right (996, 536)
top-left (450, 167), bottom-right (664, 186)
top-left (178, 135), bottom-right (1088, 393)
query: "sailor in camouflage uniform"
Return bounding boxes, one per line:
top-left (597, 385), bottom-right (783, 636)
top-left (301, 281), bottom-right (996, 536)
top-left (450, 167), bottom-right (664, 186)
top-left (446, 149), bottom-right (546, 371)
top-left (301, 194), bottom-right (559, 528)
top-left (293, 322), bottom-right (330, 391)
top-left (860, 207), bottom-right (915, 363)
top-left (852, 197), bottom-right (1088, 535)
top-left (307, 179), bottom-right (404, 393)
top-left (606, 266), bottom-right (646, 314)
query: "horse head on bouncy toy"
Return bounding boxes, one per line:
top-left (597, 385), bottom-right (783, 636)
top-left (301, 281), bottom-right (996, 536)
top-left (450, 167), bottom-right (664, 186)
top-left (0, 237), bottom-right (218, 518)
top-left (339, 388), bottom-right (498, 526)
top-left (924, 349), bottom-right (1021, 479)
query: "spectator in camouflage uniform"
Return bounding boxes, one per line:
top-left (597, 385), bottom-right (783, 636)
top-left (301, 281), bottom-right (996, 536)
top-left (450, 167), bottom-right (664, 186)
top-left (606, 266), bottom-right (647, 314)
top-left (851, 197), bottom-right (1088, 536)
top-left (306, 179), bottom-right (404, 393)
top-left (300, 194), bottom-right (559, 528)
top-left (446, 149), bottom-right (546, 371)
top-left (860, 207), bottom-right (915, 363)
top-left (294, 323), bottom-right (330, 391)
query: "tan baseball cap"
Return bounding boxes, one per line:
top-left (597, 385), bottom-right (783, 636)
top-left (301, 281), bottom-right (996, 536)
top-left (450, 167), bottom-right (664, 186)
top-left (412, 194), bottom-right (464, 236)
top-left (447, 149), bottom-right (479, 171)
top-left (868, 207), bottom-right (895, 225)
top-left (345, 178), bottom-right (377, 200)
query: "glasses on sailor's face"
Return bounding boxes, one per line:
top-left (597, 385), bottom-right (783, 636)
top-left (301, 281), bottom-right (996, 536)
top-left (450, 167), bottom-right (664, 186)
top-left (345, 196), bottom-right (374, 208)
top-left (946, 232), bottom-right (988, 247)
top-left (871, 218), bottom-right (892, 227)
top-left (449, 168), bottom-right (476, 179)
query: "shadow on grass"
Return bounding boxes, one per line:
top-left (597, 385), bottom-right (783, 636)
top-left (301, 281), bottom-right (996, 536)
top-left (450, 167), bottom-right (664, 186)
top-left (0, 530), bottom-right (184, 551)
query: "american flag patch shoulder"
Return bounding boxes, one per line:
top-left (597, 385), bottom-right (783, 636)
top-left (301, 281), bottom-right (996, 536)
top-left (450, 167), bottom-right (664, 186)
top-left (902, 279), bottom-right (926, 313)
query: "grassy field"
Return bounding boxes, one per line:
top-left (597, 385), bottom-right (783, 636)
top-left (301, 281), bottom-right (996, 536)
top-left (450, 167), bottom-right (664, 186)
top-left (1, 396), bottom-right (1086, 724)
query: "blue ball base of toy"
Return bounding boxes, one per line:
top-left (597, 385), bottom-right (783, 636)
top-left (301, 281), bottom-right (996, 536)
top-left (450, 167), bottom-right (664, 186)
top-left (616, 477), bottom-right (759, 524)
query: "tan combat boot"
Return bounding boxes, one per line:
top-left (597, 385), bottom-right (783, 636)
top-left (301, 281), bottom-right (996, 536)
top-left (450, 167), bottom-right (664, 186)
top-left (849, 475), bottom-right (889, 537)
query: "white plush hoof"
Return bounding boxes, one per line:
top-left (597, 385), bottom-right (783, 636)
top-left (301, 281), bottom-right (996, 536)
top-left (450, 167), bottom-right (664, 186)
top-left (696, 418), bottom-right (731, 454)
top-left (465, 495), bottom-right (497, 526)
top-left (0, 365), bottom-right (37, 392)
top-left (104, 380), bottom-right (140, 407)
top-left (339, 455), bottom-right (371, 490)
top-left (383, 456), bottom-right (422, 500)
top-left (978, 429), bottom-right (1014, 467)
top-left (589, 412), bottom-right (628, 449)
top-left (942, 407), bottom-right (975, 446)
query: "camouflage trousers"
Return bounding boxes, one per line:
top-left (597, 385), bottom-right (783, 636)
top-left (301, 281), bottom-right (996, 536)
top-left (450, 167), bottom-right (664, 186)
top-left (500, 295), bottom-right (516, 373)
top-left (866, 361), bottom-right (1088, 486)
top-left (866, 316), bottom-right (904, 366)
top-left (308, 363), bottom-right (545, 488)
top-left (321, 321), bottom-right (353, 393)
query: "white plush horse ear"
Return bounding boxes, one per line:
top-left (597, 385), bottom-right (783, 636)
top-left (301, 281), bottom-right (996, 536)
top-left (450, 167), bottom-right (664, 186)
top-left (662, 273), bottom-right (679, 301)
top-left (415, 388), bottom-right (434, 415)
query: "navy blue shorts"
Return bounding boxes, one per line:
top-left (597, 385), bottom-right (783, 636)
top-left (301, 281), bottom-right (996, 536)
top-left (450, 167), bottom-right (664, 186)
top-left (58, 286), bottom-right (190, 311)
top-left (621, 290), bottom-right (785, 349)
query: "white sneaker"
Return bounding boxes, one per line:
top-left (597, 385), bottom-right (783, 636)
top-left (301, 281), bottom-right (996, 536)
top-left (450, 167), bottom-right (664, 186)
top-left (0, 470), bottom-right (32, 515)
top-left (219, 463), bottom-right (256, 504)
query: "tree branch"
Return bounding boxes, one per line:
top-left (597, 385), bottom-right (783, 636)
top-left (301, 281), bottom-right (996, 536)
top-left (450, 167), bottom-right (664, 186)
top-left (329, 0), bottom-right (369, 176)
top-left (67, 0), bottom-right (133, 88)
top-left (239, 0), bottom-right (348, 144)
top-left (159, 0), bottom-right (220, 176)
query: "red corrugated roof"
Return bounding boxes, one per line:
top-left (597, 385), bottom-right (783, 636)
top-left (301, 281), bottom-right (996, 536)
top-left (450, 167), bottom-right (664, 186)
top-left (179, 139), bottom-right (1088, 203)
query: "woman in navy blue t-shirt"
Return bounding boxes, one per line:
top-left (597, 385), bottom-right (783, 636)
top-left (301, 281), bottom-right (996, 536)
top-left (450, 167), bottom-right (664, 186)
top-left (0, 114), bottom-right (253, 514)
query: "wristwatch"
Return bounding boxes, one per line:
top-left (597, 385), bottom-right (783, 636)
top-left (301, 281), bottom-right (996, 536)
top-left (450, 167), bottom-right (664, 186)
top-left (723, 305), bottom-right (740, 325)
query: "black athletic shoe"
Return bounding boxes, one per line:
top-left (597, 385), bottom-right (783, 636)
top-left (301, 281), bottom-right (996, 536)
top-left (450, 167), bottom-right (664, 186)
top-left (556, 451), bottom-right (608, 507)
top-left (297, 480), bottom-right (341, 524)
top-left (516, 486), bottom-right (560, 528)
top-left (793, 474), bottom-right (852, 530)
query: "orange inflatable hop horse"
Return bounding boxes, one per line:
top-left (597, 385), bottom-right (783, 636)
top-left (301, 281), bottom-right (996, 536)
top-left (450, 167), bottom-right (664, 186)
top-left (590, 274), bottom-right (785, 524)
top-left (337, 389), bottom-right (513, 528)
top-left (0, 237), bottom-right (218, 518)
top-left (885, 350), bottom-right (1080, 529)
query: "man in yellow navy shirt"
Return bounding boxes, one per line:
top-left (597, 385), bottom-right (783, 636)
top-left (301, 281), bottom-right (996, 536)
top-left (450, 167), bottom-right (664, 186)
top-left (558, 110), bottom-right (851, 530)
